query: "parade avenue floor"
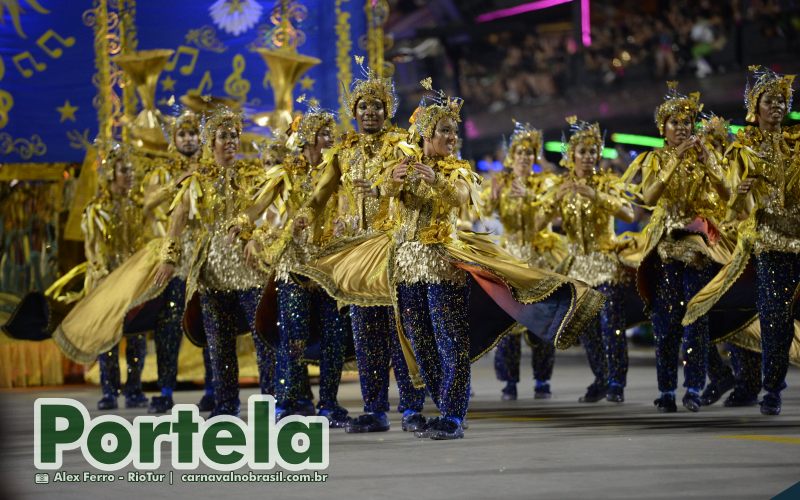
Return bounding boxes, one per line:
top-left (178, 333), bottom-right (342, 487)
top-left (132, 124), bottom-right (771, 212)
top-left (2, 348), bottom-right (799, 500)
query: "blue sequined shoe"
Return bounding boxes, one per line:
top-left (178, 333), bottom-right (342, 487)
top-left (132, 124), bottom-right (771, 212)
top-left (534, 382), bottom-right (552, 400)
top-left (197, 394), bottom-right (215, 412)
top-left (345, 413), bottom-right (390, 433)
top-left (148, 395), bottom-right (174, 414)
top-left (429, 417), bottom-right (464, 440)
top-left (606, 384), bottom-right (624, 403)
top-left (579, 382), bottom-right (607, 403)
top-left (682, 391), bottom-right (702, 412)
top-left (97, 395), bottom-right (118, 411)
top-left (699, 375), bottom-right (735, 406)
top-left (401, 412), bottom-right (427, 432)
top-left (318, 406), bottom-right (351, 428)
top-left (501, 382), bottom-right (517, 401)
top-left (723, 389), bottom-right (758, 407)
top-left (760, 393), bottom-right (781, 416)
top-left (654, 393), bottom-right (677, 413)
top-left (124, 391), bottom-right (149, 409)
top-left (296, 399), bottom-right (316, 417)
top-left (210, 403), bottom-right (240, 418)
top-left (413, 417), bottom-right (439, 438)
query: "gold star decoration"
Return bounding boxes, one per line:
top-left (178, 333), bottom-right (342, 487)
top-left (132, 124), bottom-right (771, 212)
top-left (300, 75), bottom-right (315, 90)
top-left (161, 75), bottom-right (176, 92)
top-left (56, 100), bottom-right (78, 123)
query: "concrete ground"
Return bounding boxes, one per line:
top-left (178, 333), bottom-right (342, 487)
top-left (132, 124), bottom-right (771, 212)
top-left (2, 347), bottom-right (799, 500)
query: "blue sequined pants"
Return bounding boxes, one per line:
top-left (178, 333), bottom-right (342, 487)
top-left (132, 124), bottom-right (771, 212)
top-left (202, 346), bottom-right (214, 394)
top-left (651, 259), bottom-right (715, 392)
top-left (494, 332), bottom-right (555, 384)
top-left (199, 287), bottom-right (273, 415)
top-left (350, 305), bottom-right (425, 414)
top-left (153, 277), bottom-right (185, 392)
top-left (98, 334), bottom-right (147, 398)
top-left (707, 344), bottom-right (762, 397)
top-left (594, 283), bottom-right (627, 387)
top-left (755, 251), bottom-right (800, 396)
top-left (397, 282), bottom-right (471, 420)
top-left (275, 278), bottom-right (350, 409)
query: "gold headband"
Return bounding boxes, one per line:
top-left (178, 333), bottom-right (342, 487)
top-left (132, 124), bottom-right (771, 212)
top-left (504, 120), bottom-right (542, 167)
top-left (409, 77), bottom-right (463, 140)
top-left (560, 115), bottom-right (604, 170)
top-left (744, 65), bottom-right (795, 123)
top-left (344, 55), bottom-right (398, 120)
top-left (654, 81), bottom-right (703, 136)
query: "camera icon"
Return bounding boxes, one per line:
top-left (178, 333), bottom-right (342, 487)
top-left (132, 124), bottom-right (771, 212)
top-left (35, 473), bottom-right (49, 484)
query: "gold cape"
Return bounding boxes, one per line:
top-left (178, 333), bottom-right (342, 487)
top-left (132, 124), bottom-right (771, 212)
top-left (53, 240), bottom-right (163, 363)
top-left (293, 230), bottom-right (604, 386)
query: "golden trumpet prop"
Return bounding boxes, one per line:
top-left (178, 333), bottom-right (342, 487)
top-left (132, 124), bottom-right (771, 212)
top-left (114, 49), bottom-right (174, 151)
top-left (252, 47), bottom-right (321, 133)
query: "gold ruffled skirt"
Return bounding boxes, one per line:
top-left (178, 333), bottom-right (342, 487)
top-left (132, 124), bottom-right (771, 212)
top-left (294, 231), bottom-right (604, 385)
top-left (54, 240), bottom-right (163, 363)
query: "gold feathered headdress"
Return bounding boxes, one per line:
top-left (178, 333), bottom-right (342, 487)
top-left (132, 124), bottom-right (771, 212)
top-left (343, 55), bottom-right (398, 120)
top-left (560, 115), bottom-right (604, 170)
top-left (654, 81), bottom-right (703, 136)
top-left (409, 77), bottom-right (463, 141)
top-left (744, 65), bottom-right (795, 123)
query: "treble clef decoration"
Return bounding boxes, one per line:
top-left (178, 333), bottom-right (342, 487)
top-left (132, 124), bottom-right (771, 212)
top-left (224, 54), bottom-right (250, 103)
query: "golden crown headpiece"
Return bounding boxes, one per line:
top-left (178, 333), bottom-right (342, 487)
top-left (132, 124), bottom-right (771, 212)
top-left (560, 115), bottom-right (604, 169)
top-left (697, 111), bottom-right (732, 146)
top-left (654, 81), bottom-right (703, 136)
top-left (744, 65), bottom-right (795, 123)
top-left (98, 142), bottom-right (131, 185)
top-left (503, 120), bottom-right (542, 167)
top-left (409, 77), bottom-right (463, 140)
top-left (292, 95), bottom-right (337, 148)
top-left (173, 109), bottom-right (201, 136)
top-left (343, 55), bottom-right (398, 120)
top-left (202, 106), bottom-right (243, 146)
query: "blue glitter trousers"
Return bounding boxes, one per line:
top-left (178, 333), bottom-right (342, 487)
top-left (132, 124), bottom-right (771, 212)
top-left (651, 259), bottom-right (715, 392)
top-left (755, 251), bottom-right (800, 396)
top-left (98, 334), bottom-right (147, 398)
top-left (350, 305), bottom-right (425, 414)
top-left (397, 282), bottom-right (471, 420)
top-left (707, 344), bottom-right (762, 397)
top-left (494, 332), bottom-right (555, 384)
top-left (275, 278), bottom-right (350, 410)
top-left (199, 287), bottom-right (272, 415)
top-left (153, 277), bottom-right (185, 393)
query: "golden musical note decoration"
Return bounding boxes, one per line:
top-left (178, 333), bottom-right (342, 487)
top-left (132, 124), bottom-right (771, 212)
top-left (113, 48), bottom-right (174, 150)
top-left (0, 56), bottom-right (5, 81)
top-left (0, 0), bottom-right (50, 39)
top-left (12, 51), bottom-right (46, 78)
top-left (224, 54), bottom-right (251, 102)
top-left (0, 89), bottom-right (13, 129)
top-left (165, 45), bottom-right (199, 76)
top-left (36, 29), bottom-right (76, 59)
top-left (187, 70), bottom-right (213, 96)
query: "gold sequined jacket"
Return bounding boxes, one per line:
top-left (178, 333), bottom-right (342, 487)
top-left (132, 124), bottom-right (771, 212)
top-left (298, 126), bottom-right (419, 237)
top-left (621, 146), bottom-right (730, 267)
top-left (248, 153), bottom-right (339, 281)
top-left (81, 189), bottom-right (144, 290)
top-left (166, 158), bottom-right (268, 299)
top-left (387, 155), bottom-right (482, 285)
top-left (483, 171), bottom-right (566, 269)
top-left (539, 172), bottom-right (632, 287)
top-left (727, 125), bottom-right (800, 254)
